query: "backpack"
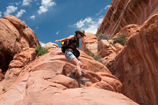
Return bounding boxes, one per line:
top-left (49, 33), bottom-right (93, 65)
top-left (61, 35), bottom-right (79, 55)
top-left (61, 41), bottom-right (68, 53)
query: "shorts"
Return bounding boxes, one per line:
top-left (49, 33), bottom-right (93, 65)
top-left (65, 50), bottom-right (75, 61)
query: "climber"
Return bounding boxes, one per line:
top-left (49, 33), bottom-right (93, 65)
top-left (55, 30), bottom-right (89, 82)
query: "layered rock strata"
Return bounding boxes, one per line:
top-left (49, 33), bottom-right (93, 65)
top-left (97, 0), bottom-right (158, 36)
top-left (106, 12), bottom-right (158, 105)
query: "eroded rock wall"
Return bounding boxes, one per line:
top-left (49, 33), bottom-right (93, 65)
top-left (97, 0), bottom-right (158, 36)
top-left (107, 12), bottom-right (158, 105)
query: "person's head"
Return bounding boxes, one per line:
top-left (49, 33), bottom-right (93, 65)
top-left (75, 30), bottom-right (86, 39)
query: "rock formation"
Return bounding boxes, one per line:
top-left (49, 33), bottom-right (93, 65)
top-left (106, 11), bottom-right (158, 105)
top-left (81, 32), bottom-right (123, 66)
top-left (81, 32), bottom-right (98, 55)
top-left (97, 0), bottom-right (158, 36)
top-left (0, 48), bottom-right (139, 105)
top-left (0, 15), bottom-right (40, 73)
top-left (0, 69), bottom-right (4, 81)
top-left (44, 42), bottom-right (59, 49)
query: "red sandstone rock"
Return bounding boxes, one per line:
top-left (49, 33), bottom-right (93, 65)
top-left (115, 24), bottom-right (140, 38)
top-left (0, 15), bottom-right (40, 73)
top-left (0, 48), bottom-right (138, 105)
top-left (4, 48), bottom-right (36, 80)
top-left (0, 69), bottom-right (4, 81)
top-left (106, 12), bottom-right (158, 105)
top-left (19, 87), bottom-right (138, 105)
top-left (80, 32), bottom-right (123, 66)
top-left (44, 42), bottom-right (59, 49)
top-left (8, 48), bottom-right (36, 69)
top-left (81, 32), bottom-right (98, 55)
top-left (97, 0), bottom-right (158, 36)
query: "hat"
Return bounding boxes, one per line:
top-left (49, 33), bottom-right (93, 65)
top-left (75, 30), bottom-right (86, 37)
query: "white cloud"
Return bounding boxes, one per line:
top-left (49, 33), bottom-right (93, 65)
top-left (96, 5), bottom-right (110, 16)
top-left (30, 15), bottom-right (35, 20)
top-left (39, 41), bottom-right (45, 47)
top-left (38, 6), bottom-right (47, 14)
top-left (83, 17), bottom-right (103, 33)
top-left (70, 4), bottom-right (110, 34)
top-left (15, 1), bottom-right (21, 6)
top-left (38, 0), bottom-right (56, 14)
top-left (70, 16), bottom-right (103, 34)
top-left (22, 0), bottom-right (32, 6)
top-left (4, 6), bottom-right (18, 16)
top-left (105, 5), bottom-right (110, 10)
top-left (70, 17), bottom-right (92, 28)
top-left (56, 31), bottom-right (60, 35)
top-left (16, 9), bottom-right (26, 18)
top-left (0, 12), bottom-right (2, 17)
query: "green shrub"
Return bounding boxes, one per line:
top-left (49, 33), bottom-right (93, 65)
top-left (113, 34), bottom-right (127, 45)
top-left (96, 32), bottom-right (111, 41)
top-left (88, 51), bottom-right (94, 57)
top-left (93, 55), bottom-right (103, 63)
top-left (35, 46), bottom-right (48, 57)
top-left (88, 51), bottom-right (103, 63)
top-left (95, 32), bottom-right (102, 37)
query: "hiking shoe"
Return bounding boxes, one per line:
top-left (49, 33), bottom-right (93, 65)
top-left (80, 77), bottom-right (89, 82)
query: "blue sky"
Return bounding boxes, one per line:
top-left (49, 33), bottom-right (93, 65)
top-left (0, 0), bottom-right (112, 47)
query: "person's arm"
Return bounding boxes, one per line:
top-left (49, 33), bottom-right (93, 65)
top-left (55, 35), bottom-right (75, 42)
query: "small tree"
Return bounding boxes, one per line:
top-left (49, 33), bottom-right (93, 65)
top-left (113, 34), bottom-right (127, 45)
top-left (35, 46), bottom-right (48, 57)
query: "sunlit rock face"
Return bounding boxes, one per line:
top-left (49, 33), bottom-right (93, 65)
top-left (81, 32), bottom-right (98, 55)
top-left (44, 42), bottom-right (59, 49)
top-left (106, 12), bottom-right (158, 105)
top-left (97, 0), bottom-right (158, 36)
top-left (0, 15), bottom-right (40, 73)
top-left (0, 48), bottom-right (139, 105)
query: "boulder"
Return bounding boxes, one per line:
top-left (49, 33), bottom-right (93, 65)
top-left (44, 42), bottom-right (59, 49)
top-left (81, 32), bottom-right (98, 55)
top-left (4, 48), bottom-right (36, 79)
top-left (98, 39), bottom-right (123, 65)
top-left (8, 48), bottom-right (36, 69)
top-left (0, 15), bottom-right (40, 73)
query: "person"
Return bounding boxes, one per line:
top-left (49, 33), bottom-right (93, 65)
top-left (55, 30), bottom-right (89, 82)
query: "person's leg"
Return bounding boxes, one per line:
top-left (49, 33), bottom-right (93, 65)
top-left (65, 50), bottom-right (83, 78)
top-left (71, 57), bottom-right (82, 77)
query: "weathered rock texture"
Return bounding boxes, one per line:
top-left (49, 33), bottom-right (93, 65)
top-left (81, 32), bottom-right (123, 66)
top-left (8, 48), bottom-right (36, 69)
top-left (0, 48), bottom-right (37, 95)
top-left (0, 15), bottom-right (40, 73)
top-left (107, 12), bottom-right (158, 105)
top-left (44, 42), bottom-right (59, 49)
top-left (81, 32), bottom-right (98, 55)
top-left (98, 39), bottom-right (123, 65)
top-left (0, 48), bottom-right (139, 105)
top-left (97, 0), bottom-right (158, 36)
